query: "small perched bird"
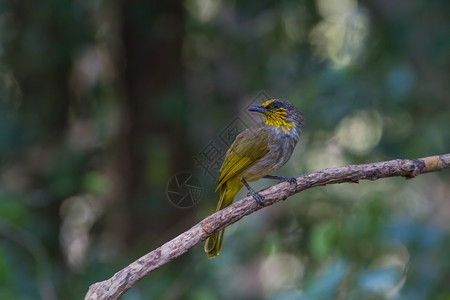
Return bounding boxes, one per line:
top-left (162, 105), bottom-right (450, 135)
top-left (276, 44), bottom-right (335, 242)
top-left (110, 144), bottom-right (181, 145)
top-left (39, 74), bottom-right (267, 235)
top-left (204, 99), bottom-right (305, 258)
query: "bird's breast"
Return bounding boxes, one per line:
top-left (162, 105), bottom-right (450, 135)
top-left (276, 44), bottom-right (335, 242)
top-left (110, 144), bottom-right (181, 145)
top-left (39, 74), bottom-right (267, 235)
top-left (239, 130), bottom-right (298, 181)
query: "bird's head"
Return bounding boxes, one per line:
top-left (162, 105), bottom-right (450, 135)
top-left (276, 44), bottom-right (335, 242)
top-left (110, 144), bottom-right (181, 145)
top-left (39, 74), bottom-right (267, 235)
top-left (248, 99), bottom-right (305, 134)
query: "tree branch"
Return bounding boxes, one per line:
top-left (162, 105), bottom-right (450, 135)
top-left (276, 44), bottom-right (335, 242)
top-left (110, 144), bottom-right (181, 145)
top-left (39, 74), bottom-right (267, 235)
top-left (85, 154), bottom-right (450, 300)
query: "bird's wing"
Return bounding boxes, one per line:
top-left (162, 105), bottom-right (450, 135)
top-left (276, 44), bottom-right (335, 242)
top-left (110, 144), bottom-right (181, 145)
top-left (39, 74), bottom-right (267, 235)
top-left (216, 126), bottom-right (269, 190)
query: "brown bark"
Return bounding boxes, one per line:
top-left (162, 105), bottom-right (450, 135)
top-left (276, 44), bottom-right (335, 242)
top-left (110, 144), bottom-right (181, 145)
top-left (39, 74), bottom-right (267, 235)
top-left (85, 153), bottom-right (450, 300)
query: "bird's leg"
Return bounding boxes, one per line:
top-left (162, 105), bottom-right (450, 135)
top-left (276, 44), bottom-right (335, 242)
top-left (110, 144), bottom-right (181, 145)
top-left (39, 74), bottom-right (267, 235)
top-left (264, 174), bottom-right (297, 184)
top-left (241, 179), bottom-right (265, 206)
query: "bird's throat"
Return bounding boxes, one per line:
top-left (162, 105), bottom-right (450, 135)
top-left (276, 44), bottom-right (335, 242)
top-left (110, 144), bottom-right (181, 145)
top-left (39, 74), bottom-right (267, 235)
top-left (265, 114), bottom-right (295, 134)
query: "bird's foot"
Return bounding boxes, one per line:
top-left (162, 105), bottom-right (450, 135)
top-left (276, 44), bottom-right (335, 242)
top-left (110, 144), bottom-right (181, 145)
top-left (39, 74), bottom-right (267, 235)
top-left (242, 178), bottom-right (265, 206)
top-left (248, 189), bottom-right (265, 206)
top-left (278, 176), bottom-right (297, 184)
top-left (264, 175), bottom-right (297, 184)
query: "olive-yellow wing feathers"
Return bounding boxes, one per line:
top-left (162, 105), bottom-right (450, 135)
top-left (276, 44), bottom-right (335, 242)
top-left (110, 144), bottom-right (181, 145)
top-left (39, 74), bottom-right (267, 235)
top-left (216, 127), bottom-right (269, 191)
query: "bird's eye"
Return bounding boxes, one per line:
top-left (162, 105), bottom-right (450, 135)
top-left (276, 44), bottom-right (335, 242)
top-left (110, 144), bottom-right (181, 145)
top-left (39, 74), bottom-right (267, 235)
top-left (272, 103), bottom-right (280, 109)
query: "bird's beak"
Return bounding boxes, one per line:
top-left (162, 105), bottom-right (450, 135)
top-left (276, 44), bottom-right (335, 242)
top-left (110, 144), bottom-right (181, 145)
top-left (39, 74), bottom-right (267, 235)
top-left (248, 105), bottom-right (267, 114)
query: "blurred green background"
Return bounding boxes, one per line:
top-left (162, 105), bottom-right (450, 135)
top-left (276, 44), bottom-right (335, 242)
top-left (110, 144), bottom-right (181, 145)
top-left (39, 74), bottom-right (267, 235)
top-left (1, 0), bottom-right (449, 299)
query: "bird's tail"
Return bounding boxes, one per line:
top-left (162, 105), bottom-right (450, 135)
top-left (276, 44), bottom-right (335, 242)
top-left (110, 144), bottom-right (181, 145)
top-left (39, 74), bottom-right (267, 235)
top-left (204, 178), bottom-right (243, 258)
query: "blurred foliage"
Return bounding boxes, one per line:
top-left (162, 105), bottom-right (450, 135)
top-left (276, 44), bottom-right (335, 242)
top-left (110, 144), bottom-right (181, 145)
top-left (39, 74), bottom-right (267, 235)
top-left (0, 0), bottom-right (449, 299)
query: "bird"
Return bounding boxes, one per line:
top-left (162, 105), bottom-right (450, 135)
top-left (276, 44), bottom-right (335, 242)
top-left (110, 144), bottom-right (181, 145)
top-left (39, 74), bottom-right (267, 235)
top-left (204, 99), bottom-right (305, 258)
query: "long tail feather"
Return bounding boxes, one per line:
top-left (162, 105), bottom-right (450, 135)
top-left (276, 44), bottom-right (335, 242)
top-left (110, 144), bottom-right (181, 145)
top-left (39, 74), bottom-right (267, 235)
top-left (204, 178), bottom-right (243, 258)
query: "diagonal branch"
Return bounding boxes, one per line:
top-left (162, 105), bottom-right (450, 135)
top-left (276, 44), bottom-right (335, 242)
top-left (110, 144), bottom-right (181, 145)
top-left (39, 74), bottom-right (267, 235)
top-left (85, 154), bottom-right (450, 300)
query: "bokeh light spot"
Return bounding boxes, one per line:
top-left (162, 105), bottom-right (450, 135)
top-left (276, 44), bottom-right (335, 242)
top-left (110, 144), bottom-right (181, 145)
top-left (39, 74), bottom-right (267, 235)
top-left (310, 0), bottom-right (369, 68)
top-left (259, 253), bottom-right (304, 295)
top-left (335, 110), bottom-right (383, 154)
